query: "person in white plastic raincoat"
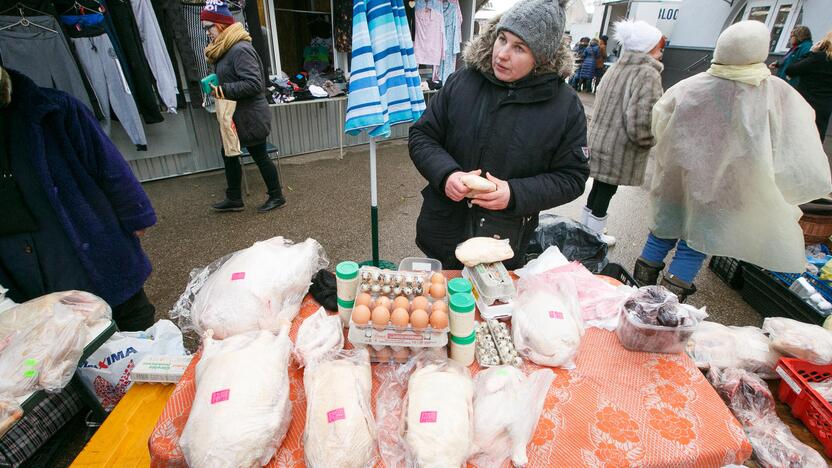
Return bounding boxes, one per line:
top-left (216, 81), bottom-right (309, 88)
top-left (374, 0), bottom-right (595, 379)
top-left (633, 21), bottom-right (832, 301)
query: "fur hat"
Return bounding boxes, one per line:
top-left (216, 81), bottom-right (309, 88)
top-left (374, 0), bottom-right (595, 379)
top-left (614, 20), bottom-right (663, 53)
top-left (712, 21), bottom-right (770, 65)
top-left (201, 0), bottom-right (235, 25)
top-left (496, 0), bottom-right (567, 65)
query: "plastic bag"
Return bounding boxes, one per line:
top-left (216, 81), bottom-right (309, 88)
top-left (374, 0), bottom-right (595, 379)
top-left (0, 284), bottom-right (16, 314)
top-left (687, 322), bottom-right (780, 379)
top-left (527, 214), bottom-right (608, 273)
top-left (513, 275), bottom-right (583, 368)
top-left (171, 237), bottom-right (328, 339)
top-left (709, 367), bottom-right (826, 468)
top-left (455, 237), bottom-right (514, 268)
top-left (303, 349), bottom-right (375, 468)
top-left (180, 327), bottom-right (293, 468)
top-left (294, 307), bottom-right (344, 367)
top-left (762, 317), bottom-right (832, 365)
top-left (617, 286), bottom-right (707, 354)
top-left (514, 245), bottom-right (569, 279)
top-left (0, 290), bottom-right (111, 343)
top-left (471, 366), bottom-right (554, 467)
top-left (375, 360), bottom-right (416, 468)
top-left (77, 320), bottom-right (187, 411)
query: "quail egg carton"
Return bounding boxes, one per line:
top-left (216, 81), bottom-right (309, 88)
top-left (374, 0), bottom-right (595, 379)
top-left (467, 262), bottom-right (516, 304)
top-left (475, 320), bottom-right (522, 368)
top-left (355, 267), bottom-right (439, 298)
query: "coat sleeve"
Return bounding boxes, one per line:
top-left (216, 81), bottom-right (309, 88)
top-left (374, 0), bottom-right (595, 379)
top-left (221, 46), bottom-right (264, 100)
top-left (623, 70), bottom-right (662, 147)
top-left (504, 97), bottom-right (590, 216)
top-left (69, 97), bottom-right (158, 233)
top-left (409, 74), bottom-right (463, 195)
top-left (785, 52), bottom-right (820, 76)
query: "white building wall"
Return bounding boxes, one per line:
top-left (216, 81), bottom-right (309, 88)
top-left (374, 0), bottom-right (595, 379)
top-left (667, 0), bottom-right (734, 48)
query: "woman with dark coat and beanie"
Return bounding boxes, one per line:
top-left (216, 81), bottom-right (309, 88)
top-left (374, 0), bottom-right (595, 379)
top-left (787, 30), bottom-right (832, 141)
top-left (201, 0), bottom-right (285, 213)
top-left (409, 0), bottom-right (590, 269)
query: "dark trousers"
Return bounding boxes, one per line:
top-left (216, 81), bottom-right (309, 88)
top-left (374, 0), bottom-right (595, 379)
top-left (807, 96), bottom-right (831, 141)
top-left (112, 288), bottom-right (155, 331)
top-left (586, 180), bottom-right (618, 217)
top-left (222, 143), bottom-right (283, 200)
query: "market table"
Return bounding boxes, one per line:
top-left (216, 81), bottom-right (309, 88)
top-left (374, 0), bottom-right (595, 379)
top-left (148, 273), bottom-right (753, 467)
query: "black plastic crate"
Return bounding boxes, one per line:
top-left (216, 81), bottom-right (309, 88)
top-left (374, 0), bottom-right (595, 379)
top-left (708, 256), bottom-right (744, 289)
top-left (740, 263), bottom-right (825, 325)
top-left (599, 263), bottom-right (638, 287)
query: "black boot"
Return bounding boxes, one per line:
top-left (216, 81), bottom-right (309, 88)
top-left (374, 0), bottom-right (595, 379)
top-left (257, 196), bottom-right (286, 213)
top-left (634, 257), bottom-right (665, 287)
top-left (212, 198), bottom-right (244, 212)
top-left (660, 274), bottom-right (697, 303)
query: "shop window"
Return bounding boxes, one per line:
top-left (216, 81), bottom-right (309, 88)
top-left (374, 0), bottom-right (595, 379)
top-left (748, 5), bottom-right (771, 23)
top-left (768, 3), bottom-right (792, 51)
top-left (731, 5), bottom-right (746, 24)
top-left (273, 0), bottom-right (334, 76)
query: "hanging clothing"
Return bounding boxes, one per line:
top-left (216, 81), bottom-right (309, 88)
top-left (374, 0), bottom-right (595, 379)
top-left (100, 0), bottom-right (165, 123)
top-left (435, 0), bottom-right (461, 83)
top-left (131, 0), bottom-right (179, 112)
top-left (151, 0), bottom-right (202, 105)
top-left (71, 33), bottom-right (148, 147)
top-left (242, 0), bottom-right (270, 79)
top-left (0, 15), bottom-right (94, 112)
top-left (413, 0), bottom-right (444, 66)
top-left (334, 0), bottom-right (352, 53)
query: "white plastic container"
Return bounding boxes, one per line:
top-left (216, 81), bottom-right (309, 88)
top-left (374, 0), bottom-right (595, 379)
top-left (449, 293), bottom-right (476, 337)
top-left (336, 261), bottom-right (360, 327)
top-left (450, 331), bottom-right (476, 366)
top-left (462, 268), bottom-right (514, 319)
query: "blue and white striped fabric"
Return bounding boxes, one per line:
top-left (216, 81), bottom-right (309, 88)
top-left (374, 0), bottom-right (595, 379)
top-left (345, 0), bottom-right (425, 138)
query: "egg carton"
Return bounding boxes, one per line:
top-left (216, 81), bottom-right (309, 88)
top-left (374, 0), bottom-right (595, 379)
top-left (355, 266), bottom-right (446, 299)
top-left (353, 343), bottom-right (448, 363)
top-left (348, 323), bottom-right (448, 348)
top-left (475, 320), bottom-right (522, 368)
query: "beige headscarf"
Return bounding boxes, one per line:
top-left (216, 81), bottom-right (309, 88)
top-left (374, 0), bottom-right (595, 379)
top-left (707, 21), bottom-right (772, 86)
top-left (204, 22), bottom-right (251, 64)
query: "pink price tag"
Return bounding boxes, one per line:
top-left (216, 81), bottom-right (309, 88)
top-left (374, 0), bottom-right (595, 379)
top-left (419, 411), bottom-right (437, 423)
top-left (548, 310), bottom-right (564, 320)
top-left (327, 408), bottom-right (345, 423)
top-left (211, 389), bottom-right (230, 404)
top-left (231, 272), bottom-right (246, 281)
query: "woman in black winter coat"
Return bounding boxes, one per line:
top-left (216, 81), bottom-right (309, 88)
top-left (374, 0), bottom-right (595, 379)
top-left (201, 0), bottom-right (285, 212)
top-left (787, 30), bottom-right (832, 141)
top-left (409, 0), bottom-right (590, 269)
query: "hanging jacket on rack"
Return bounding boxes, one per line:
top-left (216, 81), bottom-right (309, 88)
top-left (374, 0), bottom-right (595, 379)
top-left (413, 0), bottom-right (444, 66)
top-left (151, 0), bottom-right (202, 104)
top-left (130, 0), bottom-right (178, 112)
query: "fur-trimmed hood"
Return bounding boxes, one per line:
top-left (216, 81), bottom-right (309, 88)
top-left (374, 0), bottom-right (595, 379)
top-left (463, 15), bottom-right (574, 80)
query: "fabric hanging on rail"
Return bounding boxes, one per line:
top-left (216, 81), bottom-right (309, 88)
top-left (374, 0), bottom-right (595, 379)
top-left (413, 0), bottom-right (443, 66)
top-left (242, 0), bottom-right (270, 78)
top-left (433, 0), bottom-right (461, 83)
top-left (131, 0), bottom-right (179, 112)
top-left (333, 0), bottom-right (351, 53)
top-left (150, 0), bottom-right (202, 105)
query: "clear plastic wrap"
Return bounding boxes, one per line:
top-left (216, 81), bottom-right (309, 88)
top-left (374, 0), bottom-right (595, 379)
top-left (455, 238), bottom-right (514, 268)
top-left (762, 317), bottom-right (832, 365)
top-left (616, 286), bottom-right (707, 354)
top-left (170, 237), bottom-right (328, 339)
top-left (471, 366), bottom-right (555, 467)
top-left (687, 322), bottom-right (781, 379)
top-left (179, 327), bottom-right (293, 468)
top-left (294, 307), bottom-right (344, 367)
top-left (512, 276), bottom-right (584, 368)
top-left (708, 367), bottom-right (826, 468)
top-left (0, 290), bottom-right (111, 342)
top-left (303, 349), bottom-right (375, 468)
top-left (375, 360), bottom-right (416, 468)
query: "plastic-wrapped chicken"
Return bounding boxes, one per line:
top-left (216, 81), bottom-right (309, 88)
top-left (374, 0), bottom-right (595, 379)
top-left (687, 322), bottom-right (780, 379)
top-left (709, 367), bottom-right (825, 468)
top-left (303, 349), bottom-right (375, 468)
top-left (0, 290), bottom-right (111, 342)
top-left (180, 327), bottom-right (293, 468)
top-left (294, 307), bottom-right (344, 367)
top-left (171, 237), bottom-right (328, 339)
top-left (471, 366), bottom-right (554, 467)
top-left (512, 277), bottom-right (583, 368)
top-left (455, 237), bottom-right (514, 268)
top-left (762, 317), bottom-right (832, 365)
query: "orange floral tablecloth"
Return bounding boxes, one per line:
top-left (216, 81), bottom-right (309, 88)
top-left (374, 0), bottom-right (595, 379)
top-left (149, 292), bottom-right (752, 467)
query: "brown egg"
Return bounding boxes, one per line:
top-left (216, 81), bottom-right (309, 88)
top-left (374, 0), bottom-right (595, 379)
top-left (429, 283), bottom-right (447, 299)
top-left (393, 296), bottom-right (411, 312)
top-left (375, 296), bottom-right (392, 310)
top-left (393, 347), bottom-right (410, 363)
top-left (355, 293), bottom-right (373, 308)
top-left (431, 300), bottom-right (448, 314)
top-left (376, 346), bottom-right (392, 362)
top-left (391, 308), bottom-right (410, 328)
top-left (429, 310), bottom-right (449, 329)
top-left (372, 306), bottom-right (391, 329)
top-left (352, 304), bottom-right (371, 325)
top-left (431, 273), bottom-right (446, 285)
top-left (411, 296), bottom-right (429, 312)
top-left (410, 309), bottom-right (429, 330)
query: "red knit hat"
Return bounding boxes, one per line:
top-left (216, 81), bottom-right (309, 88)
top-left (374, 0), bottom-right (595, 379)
top-left (200, 0), bottom-right (235, 25)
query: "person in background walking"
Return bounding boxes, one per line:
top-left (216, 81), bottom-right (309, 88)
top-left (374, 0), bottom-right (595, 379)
top-left (787, 30), bottom-right (832, 141)
top-left (634, 21), bottom-right (831, 301)
top-left (202, 0), bottom-right (286, 213)
top-left (583, 20), bottom-right (665, 246)
top-left (576, 38), bottom-right (599, 92)
top-left (769, 25), bottom-right (813, 88)
top-left (570, 37), bottom-right (589, 89)
top-left (594, 35), bottom-right (609, 91)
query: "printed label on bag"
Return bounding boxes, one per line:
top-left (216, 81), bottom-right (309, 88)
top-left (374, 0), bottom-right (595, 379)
top-left (776, 367), bottom-right (801, 394)
top-left (327, 408), bottom-right (345, 423)
top-left (211, 389), bottom-right (230, 404)
top-left (231, 272), bottom-right (246, 281)
top-left (548, 310), bottom-right (564, 320)
top-left (420, 411), bottom-right (437, 423)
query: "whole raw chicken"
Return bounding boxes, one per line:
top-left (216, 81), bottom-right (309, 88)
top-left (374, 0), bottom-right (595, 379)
top-left (455, 237), bottom-right (514, 268)
top-left (0, 290), bottom-right (110, 343)
top-left (512, 285), bottom-right (584, 368)
top-left (294, 307), bottom-right (344, 367)
top-left (762, 317), bottom-right (832, 365)
top-left (180, 327), bottom-right (293, 468)
top-left (405, 362), bottom-right (474, 467)
top-left (303, 350), bottom-right (375, 468)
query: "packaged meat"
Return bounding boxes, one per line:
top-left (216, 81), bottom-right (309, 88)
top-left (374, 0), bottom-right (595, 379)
top-left (687, 322), bottom-right (780, 379)
top-left (455, 238), bottom-right (514, 268)
top-left (294, 307), bottom-right (344, 367)
top-left (512, 276), bottom-right (583, 368)
top-left (303, 349), bottom-right (375, 468)
top-left (0, 290), bottom-right (111, 342)
top-left (616, 286), bottom-right (707, 354)
top-left (762, 317), bottom-right (832, 365)
top-left (471, 366), bottom-right (554, 467)
top-left (171, 237), bottom-right (328, 339)
top-left (179, 327), bottom-right (293, 468)
top-left (375, 360), bottom-right (416, 468)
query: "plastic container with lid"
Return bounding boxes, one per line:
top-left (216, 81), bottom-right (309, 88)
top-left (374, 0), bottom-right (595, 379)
top-left (450, 330), bottom-right (476, 366)
top-left (449, 293), bottom-right (476, 337)
top-left (615, 309), bottom-right (700, 354)
top-left (447, 278), bottom-right (472, 296)
top-left (464, 263), bottom-right (515, 305)
top-left (336, 261), bottom-right (360, 327)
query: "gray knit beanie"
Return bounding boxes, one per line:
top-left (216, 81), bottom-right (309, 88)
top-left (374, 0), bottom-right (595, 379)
top-left (496, 0), bottom-right (567, 65)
